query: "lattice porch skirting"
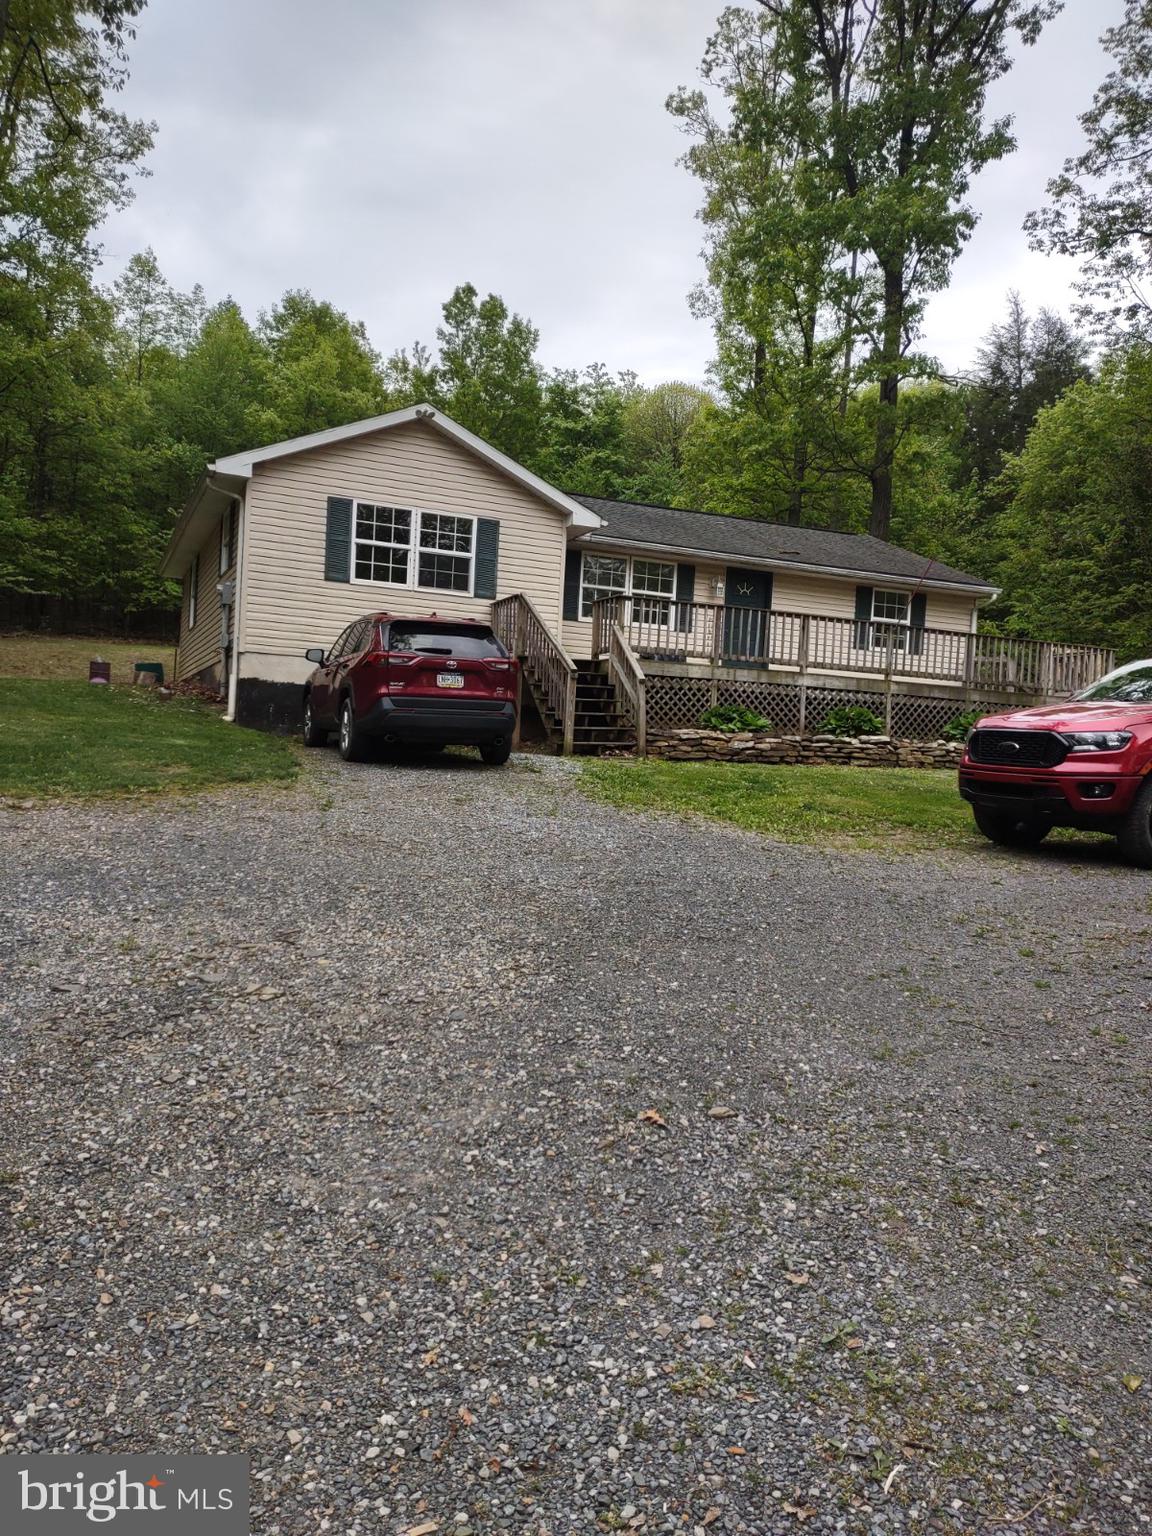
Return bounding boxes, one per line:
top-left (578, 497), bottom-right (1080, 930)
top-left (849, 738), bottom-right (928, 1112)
top-left (644, 675), bottom-right (1005, 742)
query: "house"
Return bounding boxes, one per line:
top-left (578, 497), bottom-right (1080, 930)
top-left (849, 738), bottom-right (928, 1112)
top-left (161, 405), bottom-right (1113, 751)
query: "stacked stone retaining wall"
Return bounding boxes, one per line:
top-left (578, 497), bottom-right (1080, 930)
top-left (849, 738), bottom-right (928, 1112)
top-left (648, 729), bottom-right (965, 770)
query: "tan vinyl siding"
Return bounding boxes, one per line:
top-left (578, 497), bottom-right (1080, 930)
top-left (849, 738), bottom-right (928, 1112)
top-left (771, 570), bottom-right (976, 630)
top-left (176, 531), bottom-right (231, 685)
top-left (562, 549), bottom-right (724, 660)
top-left (562, 550), bottom-right (978, 660)
top-left (240, 420), bottom-right (567, 658)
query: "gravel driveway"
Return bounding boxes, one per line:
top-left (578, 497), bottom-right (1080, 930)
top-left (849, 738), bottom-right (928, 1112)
top-left (1, 753), bottom-right (1149, 1535)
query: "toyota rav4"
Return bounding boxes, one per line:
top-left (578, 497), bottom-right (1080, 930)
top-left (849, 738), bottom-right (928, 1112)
top-left (301, 614), bottom-right (519, 765)
top-left (959, 656), bottom-right (1152, 866)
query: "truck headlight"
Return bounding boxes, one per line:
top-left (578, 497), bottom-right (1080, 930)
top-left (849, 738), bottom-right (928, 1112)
top-left (1062, 731), bottom-right (1132, 752)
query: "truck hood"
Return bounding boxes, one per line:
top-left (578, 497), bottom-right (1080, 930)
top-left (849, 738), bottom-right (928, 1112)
top-left (978, 701), bottom-right (1152, 731)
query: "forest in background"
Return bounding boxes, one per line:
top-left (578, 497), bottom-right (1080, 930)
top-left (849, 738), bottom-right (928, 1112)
top-left (4, 1), bottom-right (1152, 653)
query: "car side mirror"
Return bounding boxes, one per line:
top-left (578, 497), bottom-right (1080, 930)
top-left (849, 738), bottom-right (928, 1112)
top-left (304, 647), bottom-right (325, 665)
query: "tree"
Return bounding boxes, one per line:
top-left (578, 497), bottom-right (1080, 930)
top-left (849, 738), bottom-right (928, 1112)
top-left (0, 2), bottom-right (153, 603)
top-left (748, 0), bottom-right (1059, 539)
top-left (669, 6), bottom-right (863, 525)
top-left (434, 283), bottom-right (545, 466)
top-left (535, 365), bottom-right (638, 497)
top-left (995, 347), bottom-right (1152, 654)
top-left (961, 291), bottom-right (1089, 483)
top-left (1027, 0), bottom-right (1152, 339)
top-left (249, 290), bottom-right (386, 442)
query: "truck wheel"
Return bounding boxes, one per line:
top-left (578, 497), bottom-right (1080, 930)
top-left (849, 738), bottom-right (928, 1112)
top-left (302, 694), bottom-right (327, 748)
top-left (338, 697), bottom-right (369, 763)
top-left (1117, 778), bottom-right (1152, 868)
top-left (972, 806), bottom-right (1049, 848)
top-left (479, 740), bottom-right (512, 766)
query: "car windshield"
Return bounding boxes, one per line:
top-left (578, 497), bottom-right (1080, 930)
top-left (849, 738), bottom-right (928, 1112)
top-left (1075, 660), bottom-right (1152, 703)
top-left (388, 624), bottom-right (507, 659)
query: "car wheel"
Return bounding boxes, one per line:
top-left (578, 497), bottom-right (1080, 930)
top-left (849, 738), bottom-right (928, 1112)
top-left (337, 697), bottom-right (369, 763)
top-left (302, 694), bottom-right (328, 748)
top-left (479, 740), bottom-right (512, 766)
top-left (972, 806), bottom-right (1049, 848)
top-left (1116, 778), bottom-right (1152, 868)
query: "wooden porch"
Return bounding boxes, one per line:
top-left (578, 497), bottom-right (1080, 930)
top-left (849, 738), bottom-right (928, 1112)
top-left (491, 594), bottom-right (1116, 756)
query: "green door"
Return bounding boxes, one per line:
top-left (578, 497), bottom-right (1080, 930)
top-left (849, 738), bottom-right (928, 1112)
top-left (723, 568), bottom-right (773, 664)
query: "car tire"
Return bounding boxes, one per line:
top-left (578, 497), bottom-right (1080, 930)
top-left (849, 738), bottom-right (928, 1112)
top-left (337, 697), bottom-right (369, 763)
top-left (972, 806), bottom-right (1050, 848)
top-left (479, 740), bottom-right (512, 767)
top-left (1116, 778), bottom-right (1152, 868)
top-left (302, 694), bottom-right (327, 748)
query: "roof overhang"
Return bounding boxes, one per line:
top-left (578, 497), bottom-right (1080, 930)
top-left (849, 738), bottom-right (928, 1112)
top-left (160, 471), bottom-right (246, 579)
top-left (210, 405), bottom-right (603, 528)
top-left (571, 531), bottom-right (998, 600)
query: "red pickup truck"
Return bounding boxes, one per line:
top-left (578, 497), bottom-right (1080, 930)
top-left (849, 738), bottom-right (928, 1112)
top-left (959, 657), bottom-right (1152, 866)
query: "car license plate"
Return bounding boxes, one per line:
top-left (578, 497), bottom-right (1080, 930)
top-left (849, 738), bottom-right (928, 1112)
top-left (437, 673), bottom-right (465, 688)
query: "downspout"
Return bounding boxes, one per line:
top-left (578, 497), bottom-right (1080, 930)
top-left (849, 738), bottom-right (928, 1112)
top-left (206, 474), bottom-right (244, 722)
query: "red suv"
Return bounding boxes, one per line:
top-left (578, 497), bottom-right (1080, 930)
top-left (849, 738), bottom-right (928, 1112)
top-left (301, 614), bottom-right (519, 766)
top-left (959, 657), bottom-right (1152, 865)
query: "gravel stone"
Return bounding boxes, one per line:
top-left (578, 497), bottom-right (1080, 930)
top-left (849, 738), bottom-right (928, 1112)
top-left (1, 749), bottom-right (1149, 1534)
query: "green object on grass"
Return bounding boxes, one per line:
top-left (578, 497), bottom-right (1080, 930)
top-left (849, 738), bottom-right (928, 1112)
top-left (134, 660), bottom-right (165, 683)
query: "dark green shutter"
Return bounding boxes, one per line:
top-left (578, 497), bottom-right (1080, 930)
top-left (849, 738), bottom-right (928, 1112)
top-left (474, 517), bottom-right (500, 598)
top-left (563, 549), bottom-right (582, 620)
top-left (909, 591), bottom-right (927, 655)
top-left (675, 563), bottom-right (696, 631)
top-left (325, 496), bottom-right (353, 582)
top-left (854, 585), bottom-right (874, 649)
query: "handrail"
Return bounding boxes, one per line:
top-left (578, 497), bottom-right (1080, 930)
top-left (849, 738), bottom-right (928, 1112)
top-left (605, 621), bottom-right (647, 756)
top-left (590, 596), bottom-right (1115, 696)
top-left (491, 592), bottom-right (578, 753)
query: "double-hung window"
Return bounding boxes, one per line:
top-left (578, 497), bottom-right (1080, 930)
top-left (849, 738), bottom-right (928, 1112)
top-left (631, 559), bottom-right (676, 624)
top-left (871, 588), bottom-right (910, 650)
top-left (353, 503), bottom-right (475, 593)
top-left (580, 553), bottom-right (677, 620)
top-left (580, 554), bottom-right (628, 618)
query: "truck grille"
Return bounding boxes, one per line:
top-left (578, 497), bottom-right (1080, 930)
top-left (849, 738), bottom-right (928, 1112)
top-left (968, 729), bottom-right (1068, 767)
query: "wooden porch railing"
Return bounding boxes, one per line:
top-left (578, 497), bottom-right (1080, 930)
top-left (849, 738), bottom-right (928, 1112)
top-left (590, 597), bottom-right (1114, 699)
top-left (605, 621), bottom-right (647, 756)
top-left (491, 592), bottom-right (578, 753)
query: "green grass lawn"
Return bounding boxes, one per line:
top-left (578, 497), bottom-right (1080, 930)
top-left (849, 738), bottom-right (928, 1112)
top-left (0, 632), bottom-right (176, 683)
top-left (0, 680), bottom-right (298, 799)
top-left (582, 758), bottom-right (995, 853)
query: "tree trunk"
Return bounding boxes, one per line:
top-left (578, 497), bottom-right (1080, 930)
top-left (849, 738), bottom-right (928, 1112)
top-left (788, 434), bottom-right (808, 525)
top-left (869, 261), bottom-right (904, 541)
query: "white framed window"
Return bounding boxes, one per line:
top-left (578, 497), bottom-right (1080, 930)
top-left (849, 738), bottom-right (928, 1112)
top-left (631, 559), bottom-right (676, 624)
top-left (187, 554), bottom-right (198, 629)
top-left (871, 588), bottom-right (910, 649)
top-left (417, 511), bottom-right (474, 593)
top-left (580, 553), bottom-right (676, 620)
top-left (580, 553), bottom-right (628, 618)
top-left (352, 503), bottom-right (475, 594)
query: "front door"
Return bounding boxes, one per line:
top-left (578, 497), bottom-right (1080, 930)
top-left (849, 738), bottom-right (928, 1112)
top-left (723, 568), bottom-right (773, 664)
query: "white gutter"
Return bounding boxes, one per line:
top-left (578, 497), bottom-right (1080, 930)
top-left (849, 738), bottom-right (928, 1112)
top-left (571, 533), bottom-right (998, 599)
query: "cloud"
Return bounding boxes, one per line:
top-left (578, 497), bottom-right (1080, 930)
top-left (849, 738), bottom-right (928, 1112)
top-left (100, 0), bottom-right (1126, 383)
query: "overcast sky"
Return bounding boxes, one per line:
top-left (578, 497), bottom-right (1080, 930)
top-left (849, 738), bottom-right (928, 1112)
top-left (99, 0), bottom-right (1125, 385)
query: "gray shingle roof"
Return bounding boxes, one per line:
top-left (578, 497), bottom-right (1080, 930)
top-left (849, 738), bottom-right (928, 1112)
top-left (570, 495), bottom-right (994, 591)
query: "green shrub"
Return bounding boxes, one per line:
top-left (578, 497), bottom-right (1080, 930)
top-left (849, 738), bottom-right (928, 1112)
top-left (699, 703), bottom-right (773, 732)
top-left (818, 704), bottom-right (884, 737)
top-left (941, 708), bottom-right (984, 742)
